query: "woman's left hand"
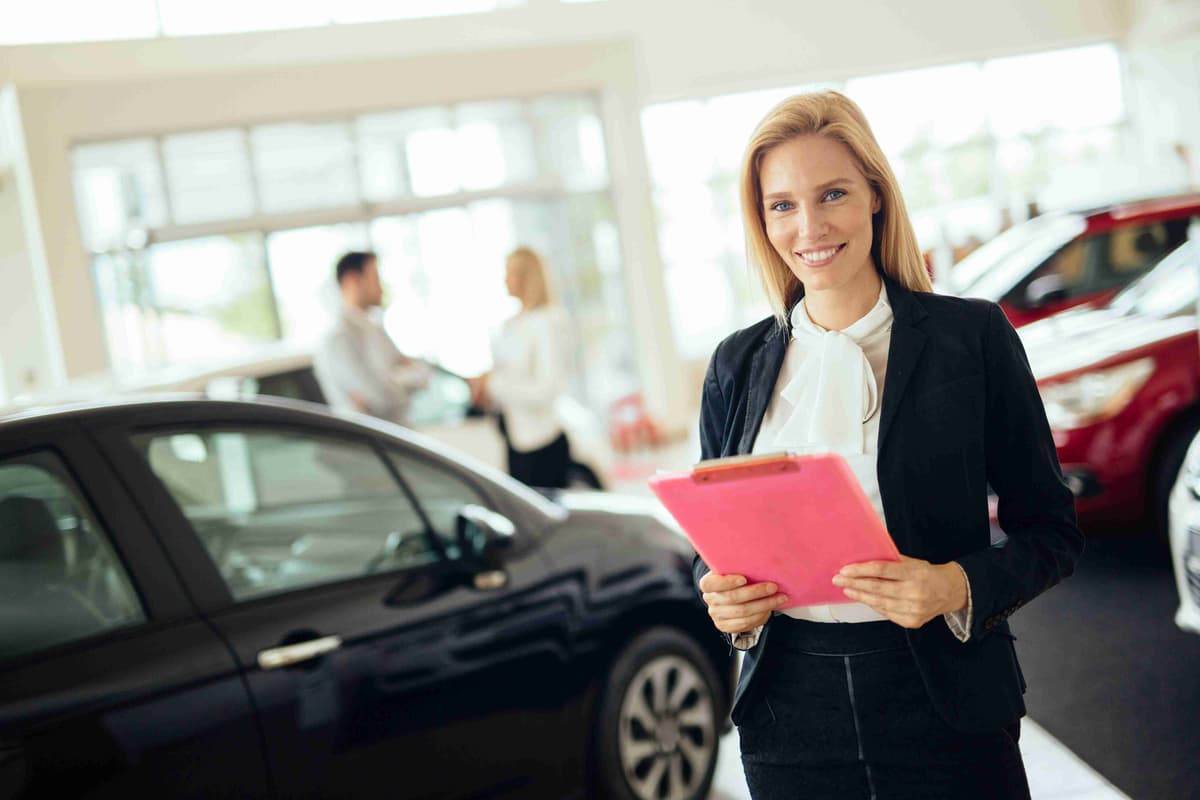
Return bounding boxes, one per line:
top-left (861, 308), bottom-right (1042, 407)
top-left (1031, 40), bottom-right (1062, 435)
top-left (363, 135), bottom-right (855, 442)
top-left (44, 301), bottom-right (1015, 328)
top-left (832, 556), bottom-right (968, 629)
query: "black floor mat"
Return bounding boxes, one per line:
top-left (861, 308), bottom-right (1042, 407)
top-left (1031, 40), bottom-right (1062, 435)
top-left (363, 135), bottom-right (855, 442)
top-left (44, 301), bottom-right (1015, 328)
top-left (1013, 533), bottom-right (1200, 800)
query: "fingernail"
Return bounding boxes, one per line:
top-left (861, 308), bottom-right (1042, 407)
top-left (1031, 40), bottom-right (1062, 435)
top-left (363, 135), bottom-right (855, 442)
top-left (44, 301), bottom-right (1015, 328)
top-left (832, 576), bottom-right (844, 586)
top-left (776, 595), bottom-right (789, 605)
top-left (735, 577), bottom-right (747, 587)
top-left (766, 583), bottom-right (777, 593)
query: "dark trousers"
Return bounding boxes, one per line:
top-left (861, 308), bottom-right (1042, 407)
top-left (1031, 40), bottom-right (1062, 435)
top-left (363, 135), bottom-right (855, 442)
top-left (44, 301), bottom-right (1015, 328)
top-left (737, 617), bottom-right (1031, 800)
top-left (497, 415), bottom-right (570, 489)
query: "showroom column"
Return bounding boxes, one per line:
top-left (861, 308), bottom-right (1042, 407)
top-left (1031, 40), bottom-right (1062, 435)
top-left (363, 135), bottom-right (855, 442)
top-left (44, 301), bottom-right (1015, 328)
top-left (0, 86), bottom-right (67, 403)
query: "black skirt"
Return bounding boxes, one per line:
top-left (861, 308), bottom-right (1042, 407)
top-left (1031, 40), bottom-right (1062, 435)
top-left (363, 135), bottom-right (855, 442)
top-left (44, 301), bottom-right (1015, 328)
top-left (496, 414), bottom-right (570, 489)
top-left (737, 617), bottom-right (1031, 800)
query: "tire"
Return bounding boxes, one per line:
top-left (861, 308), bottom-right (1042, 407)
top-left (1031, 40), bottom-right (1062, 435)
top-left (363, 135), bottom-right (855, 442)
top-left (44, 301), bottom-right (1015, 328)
top-left (591, 627), bottom-right (722, 800)
top-left (1151, 415), bottom-right (1200, 549)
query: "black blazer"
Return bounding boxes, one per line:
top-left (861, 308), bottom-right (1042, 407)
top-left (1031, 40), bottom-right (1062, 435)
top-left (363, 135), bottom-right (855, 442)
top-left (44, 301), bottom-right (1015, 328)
top-left (693, 273), bottom-right (1084, 733)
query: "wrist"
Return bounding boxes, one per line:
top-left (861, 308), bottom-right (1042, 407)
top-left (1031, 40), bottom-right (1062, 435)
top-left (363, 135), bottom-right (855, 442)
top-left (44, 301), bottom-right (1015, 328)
top-left (941, 562), bottom-right (969, 615)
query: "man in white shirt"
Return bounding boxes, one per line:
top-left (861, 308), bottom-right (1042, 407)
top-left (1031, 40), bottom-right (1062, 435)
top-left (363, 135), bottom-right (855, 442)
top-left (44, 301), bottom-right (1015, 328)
top-left (313, 251), bottom-right (430, 427)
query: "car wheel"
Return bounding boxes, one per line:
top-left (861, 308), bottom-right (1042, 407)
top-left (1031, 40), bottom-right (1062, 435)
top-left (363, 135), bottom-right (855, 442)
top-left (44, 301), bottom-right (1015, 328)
top-left (592, 627), bottom-right (721, 800)
top-left (1153, 415), bottom-right (1200, 547)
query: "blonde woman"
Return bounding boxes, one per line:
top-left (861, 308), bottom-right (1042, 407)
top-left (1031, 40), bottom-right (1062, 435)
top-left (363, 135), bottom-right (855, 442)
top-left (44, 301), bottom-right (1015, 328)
top-left (694, 91), bottom-right (1083, 798)
top-left (470, 247), bottom-right (572, 488)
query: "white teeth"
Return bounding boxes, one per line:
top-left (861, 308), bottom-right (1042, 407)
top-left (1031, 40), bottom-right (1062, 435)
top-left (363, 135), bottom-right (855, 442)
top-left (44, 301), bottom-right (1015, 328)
top-left (799, 246), bottom-right (839, 263)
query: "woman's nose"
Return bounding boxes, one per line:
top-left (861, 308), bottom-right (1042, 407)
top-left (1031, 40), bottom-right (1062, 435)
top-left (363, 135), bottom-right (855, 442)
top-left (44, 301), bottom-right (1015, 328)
top-left (792, 204), bottom-right (827, 240)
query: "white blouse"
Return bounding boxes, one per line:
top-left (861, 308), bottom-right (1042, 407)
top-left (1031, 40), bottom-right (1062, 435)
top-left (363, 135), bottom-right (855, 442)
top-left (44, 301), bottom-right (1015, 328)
top-left (729, 282), bottom-right (971, 647)
top-left (753, 283), bottom-right (894, 624)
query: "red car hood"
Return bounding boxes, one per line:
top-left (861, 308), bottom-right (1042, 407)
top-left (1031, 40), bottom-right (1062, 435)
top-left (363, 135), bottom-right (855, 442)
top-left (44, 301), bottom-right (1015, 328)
top-left (1018, 306), bottom-right (1197, 381)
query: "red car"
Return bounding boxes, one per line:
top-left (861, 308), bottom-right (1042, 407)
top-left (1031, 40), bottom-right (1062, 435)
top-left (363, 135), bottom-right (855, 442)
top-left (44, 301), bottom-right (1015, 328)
top-left (1017, 239), bottom-right (1199, 536)
top-left (951, 194), bottom-right (1200, 327)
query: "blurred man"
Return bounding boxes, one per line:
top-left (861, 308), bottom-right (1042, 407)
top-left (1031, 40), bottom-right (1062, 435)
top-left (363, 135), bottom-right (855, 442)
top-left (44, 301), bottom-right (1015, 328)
top-left (314, 251), bottom-right (430, 427)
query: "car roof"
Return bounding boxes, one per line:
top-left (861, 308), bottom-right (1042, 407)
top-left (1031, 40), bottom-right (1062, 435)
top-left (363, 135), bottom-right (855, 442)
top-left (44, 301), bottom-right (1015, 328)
top-left (1080, 192), bottom-right (1200, 229)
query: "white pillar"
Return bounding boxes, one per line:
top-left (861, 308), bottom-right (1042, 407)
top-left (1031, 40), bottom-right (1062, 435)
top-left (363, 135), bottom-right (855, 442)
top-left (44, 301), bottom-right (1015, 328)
top-left (0, 85), bottom-right (67, 402)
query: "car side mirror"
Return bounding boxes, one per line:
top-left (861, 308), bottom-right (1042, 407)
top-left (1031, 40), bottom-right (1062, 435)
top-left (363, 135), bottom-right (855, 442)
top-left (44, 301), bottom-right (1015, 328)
top-left (1025, 274), bottom-right (1068, 308)
top-left (455, 504), bottom-right (515, 563)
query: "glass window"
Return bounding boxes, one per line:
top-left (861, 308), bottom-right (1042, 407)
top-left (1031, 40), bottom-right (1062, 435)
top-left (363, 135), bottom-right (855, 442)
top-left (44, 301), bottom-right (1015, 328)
top-left (250, 122), bottom-right (359, 213)
top-left (1110, 241), bottom-right (1198, 319)
top-left (162, 129), bottom-right (257, 224)
top-left (94, 234), bottom-right (280, 375)
top-left (386, 451), bottom-right (487, 544)
top-left (456, 101), bottom-right (539, 192)
top-left (847, 63), bottom-right (987, 154)
top-left (72, 140), bottom-right (169, 253)
top-left (137, 429), bottom-right (443, 601)
top-left (983, 45), bottom-right (1123, 138)
top-left (532, 96), bottom-right (609, 191)
top-left (267, 223), bottom-right (370, 346)
top-left (147, 234), bottom-right (279, 363)
top-left (0, 451), bottom-right (145, 662)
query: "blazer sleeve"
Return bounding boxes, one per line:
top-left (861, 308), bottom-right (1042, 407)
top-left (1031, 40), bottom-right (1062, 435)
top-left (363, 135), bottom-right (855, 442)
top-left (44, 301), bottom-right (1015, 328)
top-left (955, 304), bottom-right (1085, 640)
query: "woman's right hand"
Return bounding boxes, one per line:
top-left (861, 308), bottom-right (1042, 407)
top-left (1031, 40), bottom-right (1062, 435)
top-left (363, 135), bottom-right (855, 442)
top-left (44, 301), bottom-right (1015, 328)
top-left (698, 572), bottom-right (789, 634)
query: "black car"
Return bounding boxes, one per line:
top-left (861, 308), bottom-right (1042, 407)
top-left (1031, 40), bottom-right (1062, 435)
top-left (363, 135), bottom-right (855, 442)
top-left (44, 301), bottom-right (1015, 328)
top-left (0, 398), bottom-right (733, 799)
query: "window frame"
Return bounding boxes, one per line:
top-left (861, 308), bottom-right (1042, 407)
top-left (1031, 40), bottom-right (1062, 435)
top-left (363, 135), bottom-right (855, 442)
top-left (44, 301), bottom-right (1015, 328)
top-left (115, 416), bottom-right (517, 609)
top-left (0, 424), bottom-right (193, 668)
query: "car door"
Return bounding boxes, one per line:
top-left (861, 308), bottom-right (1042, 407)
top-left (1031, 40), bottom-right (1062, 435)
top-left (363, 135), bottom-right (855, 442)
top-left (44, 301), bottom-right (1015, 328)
top-left (99, 411), bottom-right (579, 799)
top-left (0, 420), bottom-right (269, 799)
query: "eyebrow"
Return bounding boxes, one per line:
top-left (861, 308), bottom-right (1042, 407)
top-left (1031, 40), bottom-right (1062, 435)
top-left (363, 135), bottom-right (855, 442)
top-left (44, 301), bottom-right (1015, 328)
top-left (761, 177), bottom-right (854, 202)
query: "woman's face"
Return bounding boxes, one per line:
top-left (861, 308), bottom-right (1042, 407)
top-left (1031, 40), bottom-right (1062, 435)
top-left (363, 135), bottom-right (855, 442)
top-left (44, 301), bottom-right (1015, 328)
top-left (758, 134), bottom-right (881, 296)
top-left (504, 260), bottom-right (522, 301)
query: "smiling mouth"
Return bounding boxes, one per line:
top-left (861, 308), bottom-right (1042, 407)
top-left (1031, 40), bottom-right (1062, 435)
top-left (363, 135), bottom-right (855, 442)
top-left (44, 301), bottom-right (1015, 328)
top-left (796, 243), bottom-right (846, 266)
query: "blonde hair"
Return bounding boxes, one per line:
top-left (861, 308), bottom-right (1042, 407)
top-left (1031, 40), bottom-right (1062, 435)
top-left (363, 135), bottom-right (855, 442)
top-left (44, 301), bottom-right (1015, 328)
top-left (739, 90), bottom-right (931, 321)
top-left (506, 246), bottom-right (554, 309)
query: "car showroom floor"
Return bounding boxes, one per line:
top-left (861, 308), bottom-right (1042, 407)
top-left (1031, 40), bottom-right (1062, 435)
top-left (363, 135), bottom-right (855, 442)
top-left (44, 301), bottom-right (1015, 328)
top-left (610, 443), bottom-right (1134, 799)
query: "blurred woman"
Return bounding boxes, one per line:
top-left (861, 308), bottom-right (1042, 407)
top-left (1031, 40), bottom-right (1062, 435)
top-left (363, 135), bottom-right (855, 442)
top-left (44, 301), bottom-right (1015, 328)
top-left (470, 247), bottom-right (572, 489)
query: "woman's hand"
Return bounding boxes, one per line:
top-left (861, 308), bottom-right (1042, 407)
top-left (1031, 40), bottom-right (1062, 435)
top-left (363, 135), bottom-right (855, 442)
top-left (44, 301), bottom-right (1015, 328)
top-left (699, 572), bottom-right (790, 634)
top-left (832, 556), bottom-right (968, 629)
top-left (467, 373), bottom-right (490, 407)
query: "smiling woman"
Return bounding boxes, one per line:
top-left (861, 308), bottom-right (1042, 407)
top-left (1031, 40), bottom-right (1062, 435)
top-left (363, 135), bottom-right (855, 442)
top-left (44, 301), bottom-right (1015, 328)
top-left (690, 91), bottom-right (1083, 799)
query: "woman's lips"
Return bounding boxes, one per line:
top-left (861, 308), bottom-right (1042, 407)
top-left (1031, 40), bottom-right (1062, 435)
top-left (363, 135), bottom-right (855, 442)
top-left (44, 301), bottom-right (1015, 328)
top-left (796, 243), bottom-right (846, 267)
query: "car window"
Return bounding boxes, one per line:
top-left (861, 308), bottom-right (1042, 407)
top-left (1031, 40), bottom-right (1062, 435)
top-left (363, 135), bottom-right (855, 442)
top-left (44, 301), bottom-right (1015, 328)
top-left (0, 451), bottom-right (145, 662)
top-left (954, 213), bottom-right (1085, 297)
top-left (1007, 218), bottom-right (1193, 309)
top-left (386, 450), bottom-right (490, 550)
top-left (1109, 241), bottom-right (1198, 319)
top-left (137, 429), bottom-right (446, 601)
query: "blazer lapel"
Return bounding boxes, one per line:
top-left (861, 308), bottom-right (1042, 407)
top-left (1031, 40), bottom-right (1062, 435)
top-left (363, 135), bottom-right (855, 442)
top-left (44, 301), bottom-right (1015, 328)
top-left (735, 324), bottom-right (789, 455)
top-left (877, 276), bottom-right (929, 455)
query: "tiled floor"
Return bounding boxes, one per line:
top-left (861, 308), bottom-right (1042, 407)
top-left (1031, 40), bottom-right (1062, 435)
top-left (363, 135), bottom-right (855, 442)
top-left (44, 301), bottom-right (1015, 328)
top-left (607, 442), bottom-right (1131, 800)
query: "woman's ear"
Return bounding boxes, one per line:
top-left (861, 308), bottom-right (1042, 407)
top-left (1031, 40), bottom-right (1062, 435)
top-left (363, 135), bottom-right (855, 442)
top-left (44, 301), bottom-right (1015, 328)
top-left (871, 189), bottom-right (882, 215)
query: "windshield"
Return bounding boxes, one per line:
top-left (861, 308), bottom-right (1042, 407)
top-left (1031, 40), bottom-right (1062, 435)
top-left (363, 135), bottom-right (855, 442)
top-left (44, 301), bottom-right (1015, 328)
top-left (1107, 241), bottom-right (1198, 318)
top-left (953, 213), bottom-right (1086, 299)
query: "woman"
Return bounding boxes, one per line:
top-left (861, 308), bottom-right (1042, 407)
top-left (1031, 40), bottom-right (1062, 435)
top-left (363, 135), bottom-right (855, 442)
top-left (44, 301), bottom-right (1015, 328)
top-left (470, 247), bottom-right (572, 488)
top-left (694, 91), bottom-right (1083, 799)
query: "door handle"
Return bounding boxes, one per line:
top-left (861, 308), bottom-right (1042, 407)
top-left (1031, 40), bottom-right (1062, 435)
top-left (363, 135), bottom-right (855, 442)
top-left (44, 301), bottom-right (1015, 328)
top-left (257, 635), bottom-right (342, 670)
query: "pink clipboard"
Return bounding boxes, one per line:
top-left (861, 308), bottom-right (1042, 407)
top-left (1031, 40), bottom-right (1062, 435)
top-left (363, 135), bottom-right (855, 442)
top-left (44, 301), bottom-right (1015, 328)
top-left (648, 452), bottom-right (900, 608)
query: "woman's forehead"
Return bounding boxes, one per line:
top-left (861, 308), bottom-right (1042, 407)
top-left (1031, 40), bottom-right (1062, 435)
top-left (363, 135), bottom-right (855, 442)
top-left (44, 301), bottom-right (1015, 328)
top-left (759, 135), bottom-right (865, 189)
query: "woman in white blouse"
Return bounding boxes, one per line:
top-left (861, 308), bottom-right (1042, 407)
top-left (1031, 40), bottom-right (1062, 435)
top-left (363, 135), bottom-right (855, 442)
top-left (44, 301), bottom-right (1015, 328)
top-left (693, 92), bottom-right (1082, 798)
top-left (470, 247), bottom-right (572, 488)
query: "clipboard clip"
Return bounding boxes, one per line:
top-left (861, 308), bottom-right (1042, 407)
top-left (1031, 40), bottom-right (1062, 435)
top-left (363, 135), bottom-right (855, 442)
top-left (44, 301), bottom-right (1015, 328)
top-left (690, 451), bottom-right (802, 484)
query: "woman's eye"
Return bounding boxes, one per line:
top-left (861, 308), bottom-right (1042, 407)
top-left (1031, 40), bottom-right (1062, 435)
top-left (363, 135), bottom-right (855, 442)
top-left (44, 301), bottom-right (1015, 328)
top-left (823, 189), bottom-right (847, 201)
top-left (769, 200), bottom-right (794, 212)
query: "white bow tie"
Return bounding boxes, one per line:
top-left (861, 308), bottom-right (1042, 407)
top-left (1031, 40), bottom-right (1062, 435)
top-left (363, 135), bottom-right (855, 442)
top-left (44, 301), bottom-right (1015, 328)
top-left (772, 288), bottom-right (892, 453)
